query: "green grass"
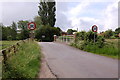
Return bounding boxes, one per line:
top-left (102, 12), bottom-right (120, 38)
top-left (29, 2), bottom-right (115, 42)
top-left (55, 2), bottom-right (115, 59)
top-left (70, 39), bottom-right (119, 59)
top-left (3, 41), bottom-right (41, 78)
top-left (0, 40), bottom-right (18, 50)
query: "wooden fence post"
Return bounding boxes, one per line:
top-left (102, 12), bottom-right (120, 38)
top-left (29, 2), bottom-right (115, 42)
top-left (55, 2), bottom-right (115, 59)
top-left (2, 50), bottom-right (7, 64)
top-left (13, 45), bottom-right (16, 53)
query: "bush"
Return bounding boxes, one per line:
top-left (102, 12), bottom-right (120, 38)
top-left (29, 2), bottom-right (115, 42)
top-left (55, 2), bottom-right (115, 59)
top-left (35, 25), bottom-right (60, 42)
top-left (20, 30), bottom-right (30, 40)
top-left (96, 36), bottom-right (105, 48)
top-left (84, 31), bottom-right (97, 43)
top-left (71, 30), bottom-right (118, 58)
top-left (75, 31), bottom-right (105, 48)
top-left (75, 31), bottom-right (86, 41)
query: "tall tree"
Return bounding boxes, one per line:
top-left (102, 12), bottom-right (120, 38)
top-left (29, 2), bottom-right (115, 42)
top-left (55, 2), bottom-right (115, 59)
top-left (11, 22), bottom-right (17, 40)
top-left (47, 1), bottom-right (56, 27)
top-left (17, 20), bottom-right (29, 39)
top-left (115, 27), bottom-right (120, 34)
top-left (17, 20), bottom-right (29, 30)
top-left (38, 0), bottom-right (56, 27)
top-left (104, 29), bottom-right (113, 38)
top-left (11, 22), bottom-right (17, 31)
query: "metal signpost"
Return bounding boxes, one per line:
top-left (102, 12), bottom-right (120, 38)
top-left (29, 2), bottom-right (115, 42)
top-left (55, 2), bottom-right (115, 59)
top-left (28, 22), bottom-right (36, 40)
top-left (92, 25), bottom-right (98, 43)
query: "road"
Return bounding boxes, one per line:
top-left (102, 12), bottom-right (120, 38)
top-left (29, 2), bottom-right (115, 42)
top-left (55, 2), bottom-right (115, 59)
top-left (39, 42), bottom-right (118, 78)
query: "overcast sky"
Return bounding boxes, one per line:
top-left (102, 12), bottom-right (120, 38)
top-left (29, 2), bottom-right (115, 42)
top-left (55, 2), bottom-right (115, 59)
top-left (0, 0), bottom-right (119, 32)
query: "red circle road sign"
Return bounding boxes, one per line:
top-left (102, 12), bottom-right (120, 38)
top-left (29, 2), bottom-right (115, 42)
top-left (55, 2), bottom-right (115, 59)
top-left (28, 22), bottom-right (36, 30)
top-left (92, 25), bottom-right (98, 32)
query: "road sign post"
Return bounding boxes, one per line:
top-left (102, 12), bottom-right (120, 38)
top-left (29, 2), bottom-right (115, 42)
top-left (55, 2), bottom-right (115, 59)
top-left (28, 22), bottom-right (36, 40)
top-left (92, 25), bottom-right (98, 43)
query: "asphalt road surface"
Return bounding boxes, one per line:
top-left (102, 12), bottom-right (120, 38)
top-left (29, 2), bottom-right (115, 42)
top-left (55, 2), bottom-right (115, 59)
top-left (39, 42), bottom-right (118, 78)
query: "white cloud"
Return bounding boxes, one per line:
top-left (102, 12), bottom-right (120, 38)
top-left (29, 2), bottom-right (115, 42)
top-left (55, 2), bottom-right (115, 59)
top-left (2, 2), bottom-right (39, 26)
top-left (0, 0), bottom-right (119, 32)
top-left (55, 0), bottom-right (118, 2)
top-left (103, 1), bottom-right (118, 31)
top-left (0, 0), bottom-right (39, 2)
top-left (55, 2), bottom-right (72, 31)
top-left (61, 1), bottom-right (119, 32)
top-left (69, 17), bottom-right (103, 32)
top-left (0, 2), bottom-right (2, 23)
top-left (68, 2), bottom-right (90, 17)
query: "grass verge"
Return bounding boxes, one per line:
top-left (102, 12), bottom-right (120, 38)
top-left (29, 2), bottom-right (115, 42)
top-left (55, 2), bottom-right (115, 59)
top-left (70, 39), bottom-right (119, 59)
top-left (0, 40), bottom-right (18, 50)
top-left (3, 41), bottom-right (41, 78)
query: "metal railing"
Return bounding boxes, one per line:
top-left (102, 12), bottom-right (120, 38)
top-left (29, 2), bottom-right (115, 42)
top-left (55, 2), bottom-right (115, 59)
top-left (56, 35), bottom-right (75, 44)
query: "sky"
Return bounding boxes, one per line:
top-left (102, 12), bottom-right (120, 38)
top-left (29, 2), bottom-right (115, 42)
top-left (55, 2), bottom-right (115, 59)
top-left (0, 0), bottom-right (119, 32)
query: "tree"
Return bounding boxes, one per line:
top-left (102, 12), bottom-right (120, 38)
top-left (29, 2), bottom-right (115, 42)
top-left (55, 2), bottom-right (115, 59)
top-left (47, 1), bottom-right (56, 27)
top-left (104, 29), bottom-right (113, 38)
top-left (11, 22), bottom-right (17, 31)
top-left (56, 27), bottom-right (62, 32)
top-left (11, 22), bottom-right (17, 40)
top-left (2, 26), bottom-right (14, 40)
top-left (67, 29), bottom-right (77, 35)
top-left (115, 27), bottom-right (120, 34)
top-left (0, 23), bottom-right (3, 40)
top-left (17, 20), bottom-right (30, 39)
top-left (67, 29), bottom-right (73, 35)
top-left (34, 16), bottom-right (42, 29)
top-left (38, 0), bottom-right (56, 27)
top-left (35, 25), bottom-right (60, 41)
top-left (18, 20), bottom-right (29, 30)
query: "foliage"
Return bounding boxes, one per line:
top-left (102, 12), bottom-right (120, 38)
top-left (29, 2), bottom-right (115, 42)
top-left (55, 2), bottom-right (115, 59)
top-left (70, 39), bottom-right (118, 58)
top-left (96, 36), bottom-right (105, 48)
top-left (0, 41), bottom-right (18, 50)
top-left (56, 27), bottom-right (62, 32)
top-left (67, 29), bottom-right (73, 35)
top-left (11, 22), bottom-right (17, 31)
top-left (115, 27), bottom-right (120, 34)
top-left (38, 0), bottom-right (56, 27)
top-left (35, 25), bottom-right (60, 41)
top-left (84, 31), bottom-right (97, 43)
top-left (11, 22), bottom-right (17, 40)
top-left (17, 20), bottom-right (30, 40)
top-left (17, 20), bottom-right (29, 30)
top-left (0, 23), bottom-right (2, 40)
top-left (2, 27), bottom-right (17, 40)
top-left (34, 16), bottom-right (42, 29)
top-left (104, 29), bottom-right (114, 39)
top-left (67, 29), bottom-right (77, 35)
top-left (20, 30), bottom-right (29, 40)
top-left (75, 31), bottom-right (86, 40)
top-left (70, 30), bottom-right (118, 58)
top-left (3, 41), bottom-right (41, 78)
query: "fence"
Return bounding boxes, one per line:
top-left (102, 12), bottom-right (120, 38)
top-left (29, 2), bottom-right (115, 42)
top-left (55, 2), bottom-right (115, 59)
top-left (0, 38), bottom-right (31, 78)
top-left (56, 35), bottom-right (75, 44)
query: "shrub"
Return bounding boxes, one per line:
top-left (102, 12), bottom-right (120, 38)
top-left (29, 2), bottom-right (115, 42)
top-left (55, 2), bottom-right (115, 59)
top-left (96, 36), bottom-right (105, 48)
top-left (35, 25), bottom-right (60, 42)
top-left (76, 31), bottom-right (86, 41)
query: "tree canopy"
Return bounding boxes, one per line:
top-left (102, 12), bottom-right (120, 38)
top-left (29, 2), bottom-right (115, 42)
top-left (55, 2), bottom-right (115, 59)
top-left (38, 0), bottom-right (56, 27)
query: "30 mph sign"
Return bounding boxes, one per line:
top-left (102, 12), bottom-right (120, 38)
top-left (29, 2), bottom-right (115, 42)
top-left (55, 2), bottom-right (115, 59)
top-left (92, 25), bottom-right (98, 32)
top-left (28, 22), bottom-right (36, 30)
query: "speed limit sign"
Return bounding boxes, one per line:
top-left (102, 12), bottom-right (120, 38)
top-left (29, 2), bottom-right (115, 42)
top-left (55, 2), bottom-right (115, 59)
top-left (92, 25), bottom-right (98, 32)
